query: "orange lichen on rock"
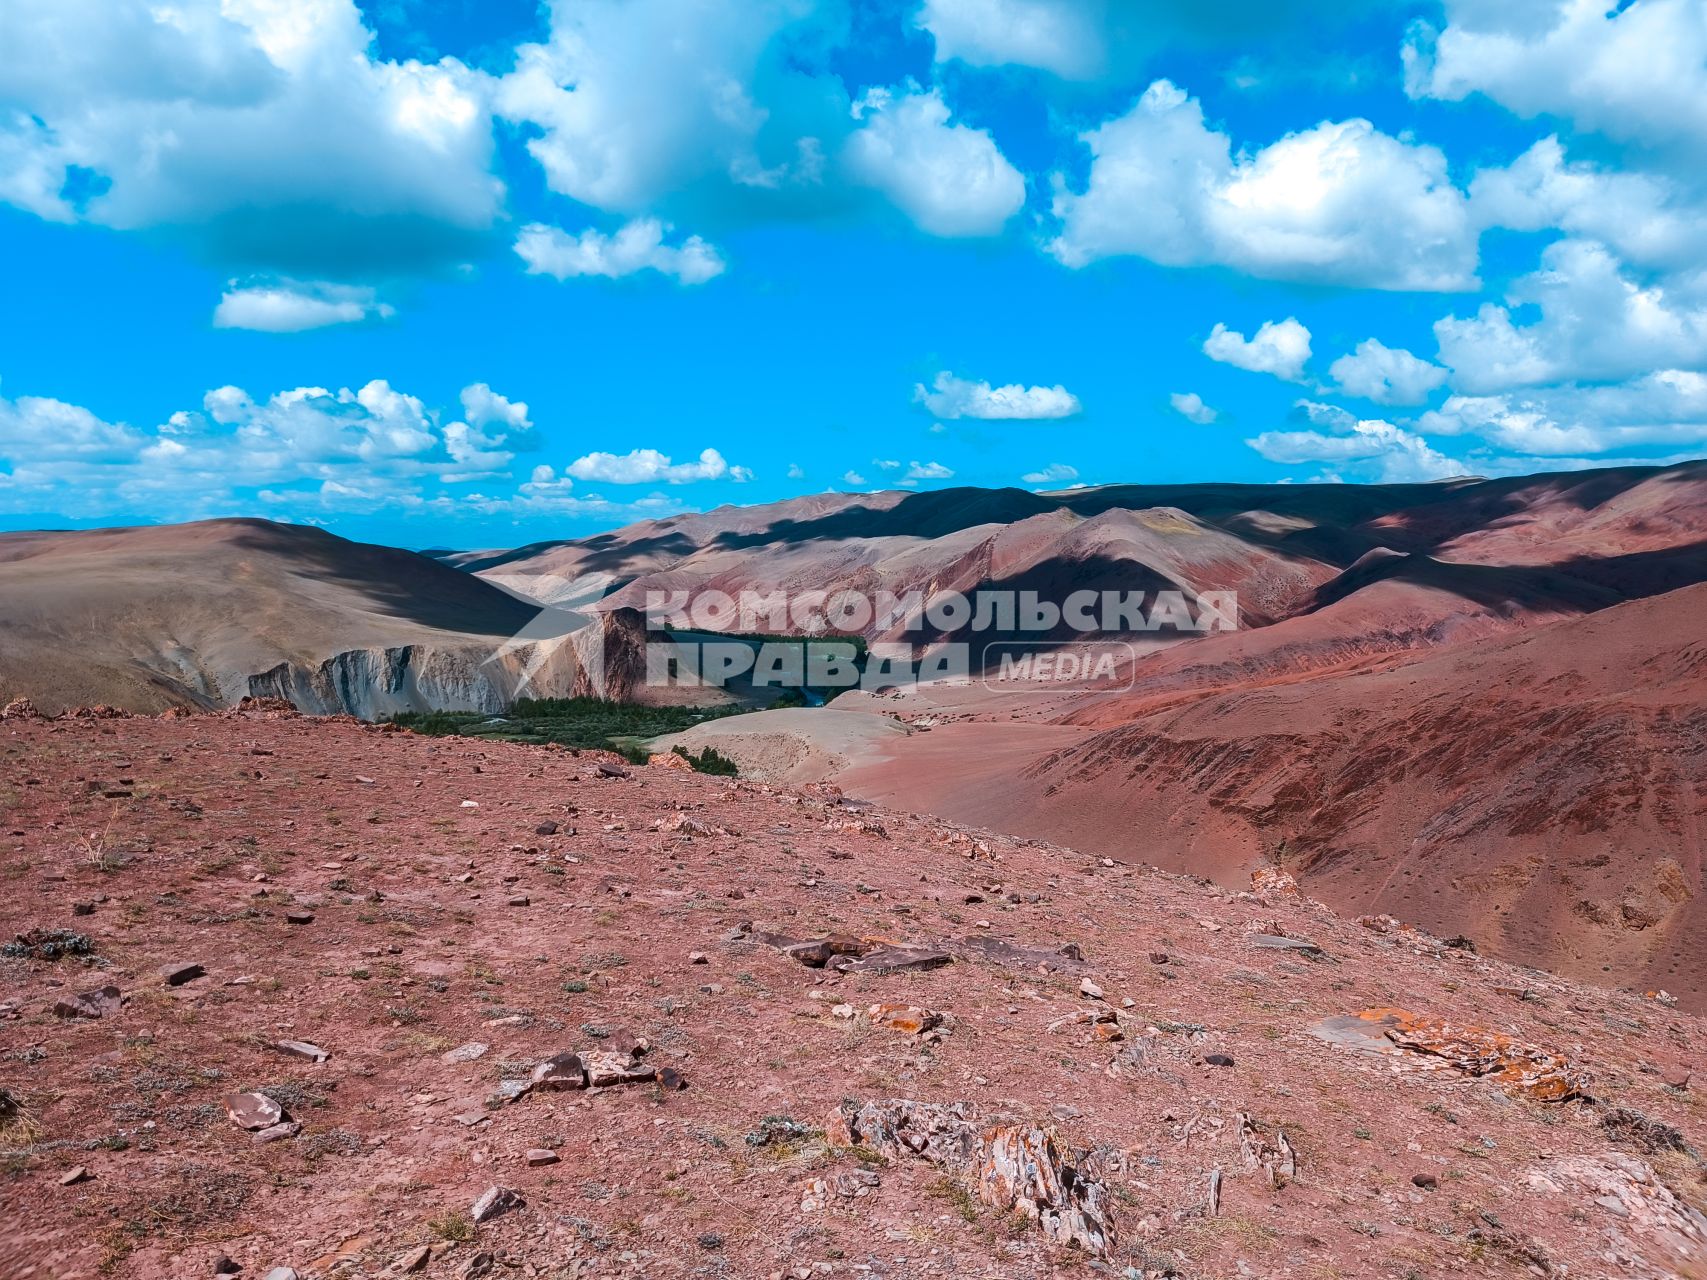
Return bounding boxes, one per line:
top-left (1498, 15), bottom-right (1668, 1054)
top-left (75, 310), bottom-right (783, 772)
top-left (1354, 1007), bottom-right (1589, 1102)
top-left (1250, 866), bottom-right (1300, 896)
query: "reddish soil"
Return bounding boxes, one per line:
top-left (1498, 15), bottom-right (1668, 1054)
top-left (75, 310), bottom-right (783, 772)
top-left (837, 582), bottom-right (1707, 1010)
top-left (3, 710), bottom-right (1705, 1279)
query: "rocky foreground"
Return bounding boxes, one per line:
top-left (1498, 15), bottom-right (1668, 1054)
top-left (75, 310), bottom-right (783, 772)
top-left (1, 706), bottom-right (1704, 1279)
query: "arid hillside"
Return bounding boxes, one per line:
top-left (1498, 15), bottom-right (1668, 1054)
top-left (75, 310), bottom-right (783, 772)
top-left (1, 706), bottom-right (1704, 1280)
top-left (458, 461), bottom-right (1707, 1008)
top-left (0, 521), bottom-right (551, 717)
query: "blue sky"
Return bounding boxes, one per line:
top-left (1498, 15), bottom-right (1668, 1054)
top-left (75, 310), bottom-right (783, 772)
top-left (2, 0), bottom-right (1705, 547)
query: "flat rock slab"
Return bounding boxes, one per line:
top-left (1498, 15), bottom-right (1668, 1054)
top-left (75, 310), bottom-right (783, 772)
top-left (583, 1050), bottom-right (656, 1088)
top-left (1309, 1013), bottom-right (1403, 1053)
top-left (53, 985), bottom-right (123, 1019)
top-left (442, 1041), bottom-right (489, 1064)
top-left (487, 1079), bottom-right (532, 1106)
top-left (270, 1039), bottom-right (329, 1063)
top-left (162, 962), bottom-right (205, 987)
top-left (470, 1185), bottom-right (523, 1223)
top-left (1250, 935), bottom-right (1327, 959)
top-left (252, 1120), bottom-right (302, 1144)
top-left (956, 935), bottom-right (1086, 972)
top-left (832, 946), bottom-right (952, 975)
top-left (226, 1091), bottom-right (284, 1131)
top-left (530, 1052), bottom-right (587, 1091)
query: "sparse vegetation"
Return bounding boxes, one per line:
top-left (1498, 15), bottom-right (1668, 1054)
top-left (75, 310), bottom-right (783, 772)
top-left (384, 696), bottom-right (747, 767)
top-left (427, 1210), bottom-right (475, 1242)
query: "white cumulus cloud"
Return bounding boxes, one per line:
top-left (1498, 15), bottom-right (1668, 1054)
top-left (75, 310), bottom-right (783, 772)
top-left (1169, 392), bottom-right (1218, 424)
top-left (515, 219), bottom-right (726, 285)
top-left (1434, 240), bottom-right (1707, 393)
top-left (1406, 0), bottom-right (1707, 163)
top-left (495, 0), bottom-right (844, 216)
top-left (565, 447), bottom-right (741, 484)
top-left (904, 460), bottom-right (955, 480)
top-left (1203, 318), bottom-right (1312, 381)
top-left (1419, 371), bottom-right (1707, 456)
top-left (1247, 417), bottom-right (1460, 483)
top-left (1049, 80), bottom-right (1477, 290)
top-left (213, 281), bottom-right (394, 333)
top-left (0, 375), bottom-right (548, 517)
top-left (844, 87), bottom-right (1025, 237)
top-left (1021, 462), bottom-right (1080, 484)
top-left (1328, 338), bottom-right (1447, 405)
top-left (914, 371), bottom-right (1082, 419)
top-left (915, 0), bottom-right (1108, 78)
top-left (0, 0), bottom-right (502, 279)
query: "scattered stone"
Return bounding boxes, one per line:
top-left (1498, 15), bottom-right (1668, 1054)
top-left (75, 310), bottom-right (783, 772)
top-left (688, 951), bottom-right (709, 965)
top-left (583, 1049), bottom-right (655, 1088)
top-left (827, 1098), bottom-right (1113, 1257)
top-left (1250, 866), bottom-right (1300, 896)
top-left (53, 985), bottom-right (123, 1020)
top-left (1600, 1105), bottom-right (1691, 1156)
top-left (525, 1149), bottom-right (559, 1167)
top-left (833, 945), bottom-right (952, 975)
top-left (868, 1003), bottom-right (944, 1035)
top-left (461, 1253), bottom-right (494, 1280)
top-left (452, 1110), bottom-right (489, 1127)
top-left (1327, 1007), bottom-right (1589, 1102)
top-left (1237, 1113), bottom-right (1297, 1189)
top-left (71, 901), bottom-right (95, 917)
top-left (487, 1079), bottom-right (532, 1106)
top-left (833, 1169), bottom-right (881, 1198)
top-left (225, 1091), bottom-right (284, 1131)
top-left (658, 811), bottom-right (714, 836)
top-left (262, 1270), bottom-right (298, 1280)
top-left (212, 1255), bottom-right (242, 1276)
top-left (955, 934), bottom-right (1085, 973)
top-left (442, 1041), bottom-right (489, 1064)
top-left (530, 1053), bottom-right (587, 1091)
top-left (657, 1066), bottom-right (688, 1091)
top-left (270, 1039), bottom-right (329, 1063)
top-left (595, 762), bottom-right (630, 779)
top-left (1079, 978), bottom-right (1104, 1000)
top-left (774, 935), bottom-right (867, 968)
top-left (394, 1244), bottom-right (430, 1273)
top-left (163, 960), bottom-right (206, 986)
top-left (470, 1185), bottom-right (523, 1224)
top-left (1248, 934), bottom-right (1326, 959)
top-left (1149, 951), bottom-right (1169, 965)
top-left (534, 822), bottom-right (560, 836)
top-left (59, 1165), bottom-right (91, 1186)
top-left (1204, 1053), bottom-right (1236, 1068)
top-left (506, 895), bottom-right (530, 907)
top-left (252, 1121), bottom-right (302, 1145)
top-left (1412, 1173), bottom-right (1438, 1190)
top-left (285, 911), bottom-right (314, 925)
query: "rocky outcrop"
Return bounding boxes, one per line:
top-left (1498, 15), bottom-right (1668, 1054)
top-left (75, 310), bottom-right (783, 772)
top-left (827, 1098), bottom-right (1115, 1256)
top-left (246, 644), bottom-right (517, 718)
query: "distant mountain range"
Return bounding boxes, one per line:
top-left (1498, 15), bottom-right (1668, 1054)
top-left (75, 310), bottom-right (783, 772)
top-left (5, 461), bottom-right (1703, 1001)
